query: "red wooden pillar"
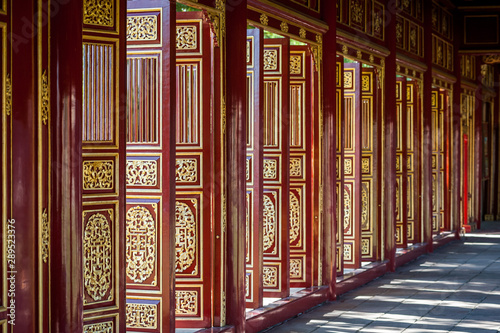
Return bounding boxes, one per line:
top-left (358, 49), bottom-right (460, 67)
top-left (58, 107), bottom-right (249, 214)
top-left (422, 0), bottom-right (434, 251)
top-left (384, 0), bottom-right (398, 272)
top-left (50, 0), bottom-right (84, 331)
top-left (321, 0), bottom-right (337, 299)
top-left (474, 60), bottom-right (483, 229)
top-left (225, 0), bottom-right (248, 331)
top-left (10, 0), bottom-right (37, 331)
top-left (452, 24), bottom-right (462, 237)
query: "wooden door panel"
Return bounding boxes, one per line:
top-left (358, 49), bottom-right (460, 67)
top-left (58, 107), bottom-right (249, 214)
top-left (343, 63), bottom-right (361, 269)
top-left (289, 46), bottom-right (313, 287)
top-left (406, 80), bottom-right (420, 243)
top-left (431, 89), bottom-right (441, 233)
top-left (82, 0), bottom-right (125, 329)
top-left (263, 38), bottom-right (289, 298)
top-left (175, 11), bottom-right (213, 327)
top-left (335, 55), bottom-right (344, 275)
top-left (395, 78), bottom-right (408, 247)
top-left (125, 3), bottom-right (174, 332)
top-left (360, 68), bottom-right (378, 261)
top-left (246, 28), bottom-right (263, 308)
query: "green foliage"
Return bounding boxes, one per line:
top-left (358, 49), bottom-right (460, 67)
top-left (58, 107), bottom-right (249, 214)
top-left (176, 3), bottom-right (200, 12)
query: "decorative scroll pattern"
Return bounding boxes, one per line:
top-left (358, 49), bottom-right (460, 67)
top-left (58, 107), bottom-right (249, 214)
top-left (127, 15), bottom-right (157, 41)
top-left (83, 212), bottom-right (112, 302)
top-left (264, 49), bottom-right (278, 71)
top-left (41, 70), bottom-right (49, 125)
top-left (83, 322), bottom-right (113, 333)
top-left (41, 209), bottom-right (49, 263)
top-left (337, 0), bottom-right (385, 41)
top-left (176, 26), bottom-right (197, 50)
top-left (290, 55), bottom-right (301, 74)
top-left (126, 206), bottom-right (156, 283)
top-left (175, 291), bottom-right (198, 315)
top-left (84, 0), bottom-right (114, 27)
top-left (83, 161), bottom-right (114, 190)
top-left (126, 303), bottom-right (157, 329)
top-left (5, 73), bottom-right (12, 116)
top-left (361, 185), bottom-right (369, 230)
top-left (344, 71), bottom-right (353, 88)
top-left (246, 158), bottom-right (250, 181)
top-left (263, 195), bottom-right (277, 251)
top-left (351, 0), bottom-right (363, 24)
top-left (176, 159), bottom-right (197, 182)
top-left (343, 188), bottom-right (351, 230)
top-left (362, 158), bottom-right (370, 173)
top-left (344, 159), bottom-right (352, 175)
top-left (126, 160), bottom-right (157, 186)
top-left (175, 201), bottom-right (197, 273)
top-left (289, 192), bottom-right (300, 243)
top-left (361, 238), bottom-right (370, 255)
top-left (260, 13), bottom-right (269, 26)
top-left (263, 266), bottom-right (278, 287)
top-left (263, 159), bottom-right (277, 179)
top-left (280, 21), bottom-right (289, 33)
top-left (343, 243), bottom-right (352, 261)
top-left (290, 259), bottom-right (301, 279)
top-left (290, 158), bottom-right (302, 177)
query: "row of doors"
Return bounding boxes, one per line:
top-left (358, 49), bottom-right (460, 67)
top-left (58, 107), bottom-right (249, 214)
top-left (124, 5), bottom-right (454, 330)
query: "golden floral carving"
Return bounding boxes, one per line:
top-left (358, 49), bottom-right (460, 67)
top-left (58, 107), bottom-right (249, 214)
top-left (344, 71), bottom-right (353, 88)
top-left (361, 184), bottom-right (369, 230)
top-left (83, 160), bottom-right (114, 190)
top-left (176, 26), bottom-right (197, 50)
top-left (127, 15), bottom-right (158, 41)
top-left (263, 49), bottom-right (278, 71)
top-left (263, 266), bottom-right (278, 287)
top-left (344, 159), bottom-right (352, 175)
top-left (263, 159), bottom-right (277, 179)
top-left (126, 303), bottom-right (157, 329)
top-left (351, 0), bottom-right (363, 24)
top-left (343, 188), bottom-right (351, 230)
top-left (84, 0), bottom-right (114, 27)
top-left (280, 21), bottom-right (289, 33)
top-left (396, 21), bottom-right (403, 43)
top-left (5, 73), bottom-right (12, 116)
top-left (342, 45), bottom-right (348, 54)
top-left (175, 290), bottom-right (198, 315)
top-left (127, 160), bottom-right (157, 186)
top-left (263, 195), bottom-right (277, 251)
top-left (410, 28), bottom-right (417, 49)
top-left (83, 212), bottom-right (112, 303)
top-left (41, 208), bottom-right (49, 263)
top-left (290, 259), bottom-right (301, 279)
top-left (126, 206), bottom-right (156, 284)
top-left (83, 322), bottom-right (113, 333)
top-left (290, 55), bottom-right (301, 75)
top-left (175, 201), bottom-right (197, 273)
top-left (362, 158), bottom-right (370, 173)
top-left (316, 34), bottom-right (322, 44)
top-left (260, 13), bottom-right (269, 26)
top-left (361, 238), bottom-right (370, 255)
top-left (176, 159), bottom-right (197, 182)
top-left (362, 75), bottom-right (370, 91)
top-left (289, 192), bottom-right (301, 244)
top-left (357, 50), bottom-right (362, 59)
top-left (369, 54), bottom-right (374, 63)
top-left (374, 12), bottom-right (382, 35)
top-left (290, 158), bottom-right (302, 177)
top-left (299, 28), bottom-right (306, 39)
top-left (343, 243), bottom-right (352, 261)
top-left (41, 70), bottom-right (49, 125)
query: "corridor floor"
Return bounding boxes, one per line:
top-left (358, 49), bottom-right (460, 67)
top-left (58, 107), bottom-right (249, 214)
top-left (265, 222), bottom-right (500, 333)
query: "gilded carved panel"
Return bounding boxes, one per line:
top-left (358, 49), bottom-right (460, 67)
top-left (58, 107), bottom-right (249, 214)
top-left (126, 205), bottom-right (157, 285)
top-left (126, 159), bottom-right (157, 187)
top-left (83, 321), bottom-right (114, 333)
top-left (127, 15), bottom-right (158, 41)
top-left (126, 302), bottom-right (158, 329)
top-left (83, 211), bottom-right (113, 304)
top-left (175, 200), bottom-right (198, 275)
top-left (84, 0), bottom-right (114, 27)
top-left (83, 160), bottom-right (114, 190)
top-left (176, 26), bottom-right (197, 50)
top-left (175, 290), bottom-right (198, 315)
